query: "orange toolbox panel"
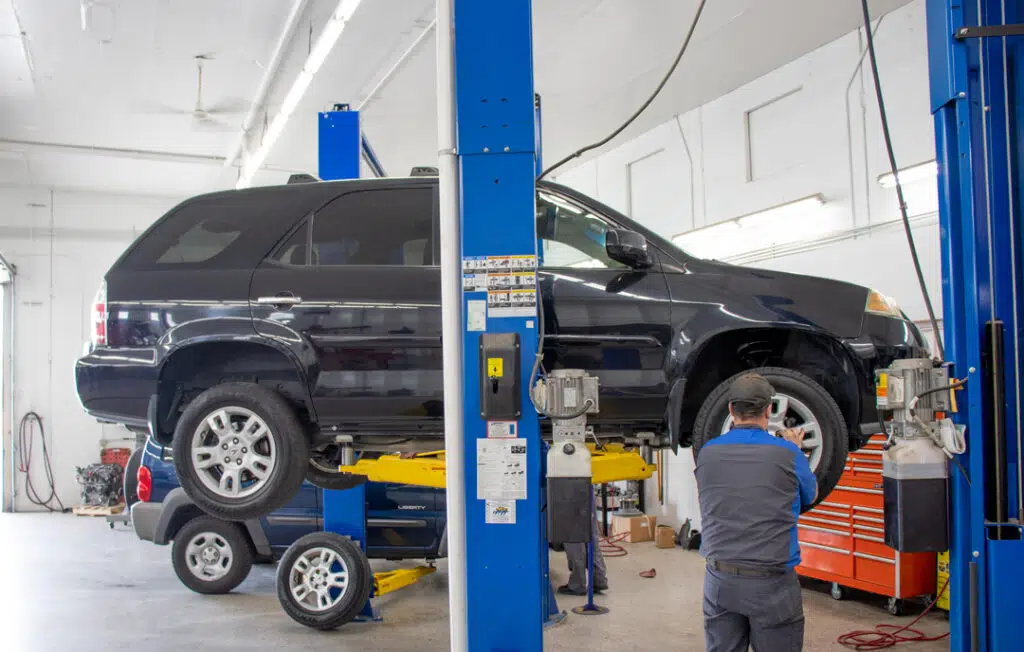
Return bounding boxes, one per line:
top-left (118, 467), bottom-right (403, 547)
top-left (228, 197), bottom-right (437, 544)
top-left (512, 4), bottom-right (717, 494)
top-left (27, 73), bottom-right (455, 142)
top-left (796, 436), bottom-right (937, 603)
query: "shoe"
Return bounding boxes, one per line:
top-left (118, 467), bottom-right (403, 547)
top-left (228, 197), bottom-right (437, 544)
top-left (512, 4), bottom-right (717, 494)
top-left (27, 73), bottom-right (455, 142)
top-left (557, 585), bottom-right (587, 596)
top-left (594, 585), bottom-right (608, 594)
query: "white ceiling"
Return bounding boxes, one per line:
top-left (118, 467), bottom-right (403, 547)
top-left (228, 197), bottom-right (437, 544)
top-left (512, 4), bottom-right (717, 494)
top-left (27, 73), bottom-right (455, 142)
top-left (0, 0), bottom-right (913, 198)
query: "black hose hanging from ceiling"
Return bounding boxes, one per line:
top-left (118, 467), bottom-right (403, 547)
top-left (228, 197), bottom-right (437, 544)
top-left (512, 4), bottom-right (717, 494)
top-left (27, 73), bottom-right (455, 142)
top-left (860, 0), bottom-right (945, 359)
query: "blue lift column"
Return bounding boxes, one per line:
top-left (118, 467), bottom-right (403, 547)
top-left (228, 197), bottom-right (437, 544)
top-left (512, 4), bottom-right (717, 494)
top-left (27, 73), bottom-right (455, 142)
top-left (440, 0), bottom-right (545, 649)
top-left (927, 1), bottom-right (1024, 649)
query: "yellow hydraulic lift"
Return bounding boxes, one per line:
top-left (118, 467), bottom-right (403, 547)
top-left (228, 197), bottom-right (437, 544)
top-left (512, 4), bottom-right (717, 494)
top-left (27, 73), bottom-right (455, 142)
top-left (341, 444), bottom-right (657, 598)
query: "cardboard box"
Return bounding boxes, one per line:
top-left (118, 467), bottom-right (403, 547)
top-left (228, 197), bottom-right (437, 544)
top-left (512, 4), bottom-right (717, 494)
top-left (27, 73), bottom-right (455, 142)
top-left (611, 514), bottom-right (657, 543)
top-left (655, 524), bottom-right (676, 549)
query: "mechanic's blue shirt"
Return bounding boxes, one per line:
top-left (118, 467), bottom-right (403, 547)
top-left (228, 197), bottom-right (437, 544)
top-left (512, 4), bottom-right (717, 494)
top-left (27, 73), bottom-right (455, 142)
top-left (695, 427), bottom-right (817, 570)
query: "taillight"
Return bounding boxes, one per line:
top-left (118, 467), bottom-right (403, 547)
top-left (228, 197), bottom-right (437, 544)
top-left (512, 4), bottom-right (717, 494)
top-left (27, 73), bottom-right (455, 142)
top-left (137, 464), bottom-right (152, 503)
top-left (91, 281), bottom-right (107, 347)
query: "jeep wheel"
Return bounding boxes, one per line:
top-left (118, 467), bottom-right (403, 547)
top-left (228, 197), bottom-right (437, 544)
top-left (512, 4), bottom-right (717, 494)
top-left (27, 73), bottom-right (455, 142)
top-left (276, 532), bottom-right (373, 630)
top-left (172, 382), bottom-right (309, 521)
top-left (171, 515), bottom-right (253, 594)
top-left (691, 367), bottom-right (848, 503)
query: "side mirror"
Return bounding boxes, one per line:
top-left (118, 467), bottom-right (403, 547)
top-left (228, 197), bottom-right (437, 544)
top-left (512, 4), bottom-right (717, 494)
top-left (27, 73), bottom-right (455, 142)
top-left (606, 229), bottom-right (653, 269)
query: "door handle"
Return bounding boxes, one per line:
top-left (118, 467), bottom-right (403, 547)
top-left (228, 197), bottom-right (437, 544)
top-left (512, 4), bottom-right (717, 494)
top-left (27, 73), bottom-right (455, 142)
top-left (257, 295), bottom-right (302, 306)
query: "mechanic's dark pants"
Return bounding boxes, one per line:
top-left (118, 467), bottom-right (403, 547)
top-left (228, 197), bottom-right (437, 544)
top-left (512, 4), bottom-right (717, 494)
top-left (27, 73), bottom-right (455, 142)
top-left (564, 507), bottom-right (607, 592)
top-left (703, 565), bottom-right (804, 652)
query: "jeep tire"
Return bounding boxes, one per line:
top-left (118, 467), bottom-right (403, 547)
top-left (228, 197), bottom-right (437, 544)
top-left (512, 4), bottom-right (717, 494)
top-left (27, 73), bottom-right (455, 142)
top-left (171, 515), bottom-right (254, 594)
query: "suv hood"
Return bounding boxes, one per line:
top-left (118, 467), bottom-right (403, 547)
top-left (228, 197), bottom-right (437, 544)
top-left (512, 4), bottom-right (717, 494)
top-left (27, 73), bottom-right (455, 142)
top-left (684, 258), bottom-right (872, 340)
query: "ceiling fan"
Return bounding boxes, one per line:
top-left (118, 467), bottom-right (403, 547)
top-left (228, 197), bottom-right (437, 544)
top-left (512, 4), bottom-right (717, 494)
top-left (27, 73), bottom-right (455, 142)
top-left (138, 55), bottom-right (250, 132)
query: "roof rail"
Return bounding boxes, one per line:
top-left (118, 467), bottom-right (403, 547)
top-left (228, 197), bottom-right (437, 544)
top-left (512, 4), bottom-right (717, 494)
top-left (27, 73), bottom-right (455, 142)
top-left (287, 173), bottom-right (320, 184)
top-left (410, 166), bottom-right (438, 177)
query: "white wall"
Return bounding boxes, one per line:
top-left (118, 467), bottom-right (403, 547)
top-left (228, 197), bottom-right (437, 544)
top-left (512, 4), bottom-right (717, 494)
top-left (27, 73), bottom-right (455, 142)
top-left (1, 188), bottom-right (180, 511)
top-left (555, 1), bottom-right (937, 531)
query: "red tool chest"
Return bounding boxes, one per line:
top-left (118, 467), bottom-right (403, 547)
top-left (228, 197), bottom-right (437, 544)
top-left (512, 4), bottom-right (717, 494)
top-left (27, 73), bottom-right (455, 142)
top-left (796, 436), bottom-right (937, 605)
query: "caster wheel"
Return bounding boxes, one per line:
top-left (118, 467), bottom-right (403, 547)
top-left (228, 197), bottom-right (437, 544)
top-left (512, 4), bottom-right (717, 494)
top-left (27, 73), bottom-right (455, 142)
top-left (887, 597), bottom-right (904, 616)
top-left (830, 582), bottom-right (845, 601)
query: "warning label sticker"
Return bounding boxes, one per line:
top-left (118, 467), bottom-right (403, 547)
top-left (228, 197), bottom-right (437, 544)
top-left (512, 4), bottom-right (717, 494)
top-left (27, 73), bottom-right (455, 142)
top-left (485, 500), bottom-right (516, 525)
top-left (477, 438), bottom-right (527, 501)
top-left (462, 255), bottom-right (538, 318)
top-left (486, 421), bottom-right (518, 438)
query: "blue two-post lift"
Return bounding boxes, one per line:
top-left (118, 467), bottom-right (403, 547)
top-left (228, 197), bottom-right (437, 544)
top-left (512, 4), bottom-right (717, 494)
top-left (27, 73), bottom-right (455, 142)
top-left (313, 1), bottom-right (562, 645)
top-left (928, 0), bottom-right (1024, 650)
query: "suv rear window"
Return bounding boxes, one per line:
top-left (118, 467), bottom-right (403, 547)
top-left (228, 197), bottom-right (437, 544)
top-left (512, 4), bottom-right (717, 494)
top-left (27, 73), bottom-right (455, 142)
top-left (119, 191), bottom-right (311, 269)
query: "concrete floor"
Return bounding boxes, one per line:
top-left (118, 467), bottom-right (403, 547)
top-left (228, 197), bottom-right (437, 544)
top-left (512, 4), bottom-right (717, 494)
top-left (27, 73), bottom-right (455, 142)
top-left (1, 513), bottom-right (949, 651)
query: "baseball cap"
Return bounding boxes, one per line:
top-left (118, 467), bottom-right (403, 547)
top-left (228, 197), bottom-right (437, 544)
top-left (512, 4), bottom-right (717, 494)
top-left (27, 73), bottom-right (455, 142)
top-left (727, 373), bottom-right (775, 409)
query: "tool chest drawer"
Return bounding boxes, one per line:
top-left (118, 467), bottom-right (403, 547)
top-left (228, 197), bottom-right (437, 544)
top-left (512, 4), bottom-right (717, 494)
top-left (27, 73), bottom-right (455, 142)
top-left (796, 436), bottom-right (936, 601)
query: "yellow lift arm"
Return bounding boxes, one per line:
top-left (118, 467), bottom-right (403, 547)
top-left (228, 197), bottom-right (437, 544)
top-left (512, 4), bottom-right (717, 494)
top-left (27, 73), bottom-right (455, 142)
top-left (338, 443), bottom-right (656, 489)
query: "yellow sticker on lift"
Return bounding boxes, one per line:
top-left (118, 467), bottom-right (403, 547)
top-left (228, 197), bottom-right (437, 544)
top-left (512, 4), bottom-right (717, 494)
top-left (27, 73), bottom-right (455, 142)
top-left (487, 358), bottom-right (504, 378)
top-left (877, 373), bottom-right (888, 397)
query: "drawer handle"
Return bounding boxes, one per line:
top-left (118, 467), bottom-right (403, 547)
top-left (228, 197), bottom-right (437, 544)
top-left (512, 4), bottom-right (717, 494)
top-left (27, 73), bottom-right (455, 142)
top-left (802, 515), bottom-right (851, 529)
top-left (854, 533), bottom-right (886, 543)
top-left (799, 523), bottom-right (849, 537)
top-left (801, 541), bottom-right (851, 555)
top-left (838, 485), bottom-right (883, 495)
top-left (854, 524), bottom-right (885, 534)
top-left (853, 514), bottom-right (884, 524)
top-left (854, 551), bottom-right (896, 565)
top-left (853, 449), bottom-right (884, 456)
top-left (853, 506), bottom-right (884, 514)
top-left (851, 466), bottom-right (882, 473)
top-left (814, 509), bottom-right (849, 519)
top-left (820, 501), bottom-right (850, 509)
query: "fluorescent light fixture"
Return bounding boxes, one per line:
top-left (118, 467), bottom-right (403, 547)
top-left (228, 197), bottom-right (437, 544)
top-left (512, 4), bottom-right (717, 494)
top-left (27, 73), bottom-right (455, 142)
top-left (878, 160), bottom-right (937, 189)
top-left (736, 195), bottom-right (826, 229)
top-left (236, 0), bottom-right (364, 189)
top-left (673, 194), bottom-right (830, 260)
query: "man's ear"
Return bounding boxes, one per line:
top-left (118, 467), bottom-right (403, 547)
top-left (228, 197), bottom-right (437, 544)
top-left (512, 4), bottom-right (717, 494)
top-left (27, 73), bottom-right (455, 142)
top-left (763, 404), bottom-right (772, 420)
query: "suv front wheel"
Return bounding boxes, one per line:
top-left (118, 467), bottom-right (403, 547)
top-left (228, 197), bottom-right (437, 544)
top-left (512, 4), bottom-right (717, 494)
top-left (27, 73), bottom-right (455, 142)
top-left (172, 382), bottom-right (309, 521)
top-left (691, 367), bottom-right (848, 504)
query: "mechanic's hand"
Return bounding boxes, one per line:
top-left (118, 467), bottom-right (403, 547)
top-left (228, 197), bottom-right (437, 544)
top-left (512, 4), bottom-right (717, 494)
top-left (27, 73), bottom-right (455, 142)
top-left (780, 428), bottom-right (806, 448)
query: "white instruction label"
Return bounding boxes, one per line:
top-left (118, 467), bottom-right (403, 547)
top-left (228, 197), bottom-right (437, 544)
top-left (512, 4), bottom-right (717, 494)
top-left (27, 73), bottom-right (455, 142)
top-left (467, 299), bottom-right (487, 331)
top-left (485, 500), bottom-right (516, 524)
top-left (477, 438), bottom-right (527, 501)
top-left (486, 421), bottom-right (518, 438)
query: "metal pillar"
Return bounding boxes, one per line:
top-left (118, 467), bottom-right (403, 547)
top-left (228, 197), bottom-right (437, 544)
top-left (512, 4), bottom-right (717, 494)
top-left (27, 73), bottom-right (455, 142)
top-left (927, 1), bottom-right (1024, 649)
top-left (317, 105), bottom-right (380, 621)
top-left (437, 0), bottom-right (544, 649)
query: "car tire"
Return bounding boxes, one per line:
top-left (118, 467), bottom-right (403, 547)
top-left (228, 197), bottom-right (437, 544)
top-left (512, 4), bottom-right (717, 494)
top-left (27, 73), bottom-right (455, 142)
top-left (276, 532), bottom-right (373, 630)
top-left (171, 516), bottom-right (254, 594)
top-left (172, 382), bottom-right (310, 521)
top-left (123, 447), bottom-right (143, 509)
top-left (691, 367), bottom-right (848, 504)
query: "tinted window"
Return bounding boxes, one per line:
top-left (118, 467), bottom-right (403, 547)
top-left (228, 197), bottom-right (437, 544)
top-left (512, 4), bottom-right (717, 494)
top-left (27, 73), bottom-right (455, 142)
top-left (311, 188), bottom-right (433, 266)
top-left (536, 191), bottom-right (627, 269)
top-left (119, 190), bottom-right (314, 269)
top-left (269, 222), bottom-right (310, 265)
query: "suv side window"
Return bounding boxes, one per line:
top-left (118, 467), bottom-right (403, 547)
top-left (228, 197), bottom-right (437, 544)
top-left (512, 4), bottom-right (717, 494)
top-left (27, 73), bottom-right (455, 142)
top-left (310, 188), bottom-right (433, 266)
top-left (536, 191), bottom-right (628, 269)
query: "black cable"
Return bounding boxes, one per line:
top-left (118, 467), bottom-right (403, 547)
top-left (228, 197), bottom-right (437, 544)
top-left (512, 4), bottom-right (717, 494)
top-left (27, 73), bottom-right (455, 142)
top-left (537, 0), bottom-right (707, 180)
top-left (952, 456), bottom-right (972, 487)
top-left (17, 412), bottom-right (67, 512)
top-left (860, 0), bottom-right (945, 360)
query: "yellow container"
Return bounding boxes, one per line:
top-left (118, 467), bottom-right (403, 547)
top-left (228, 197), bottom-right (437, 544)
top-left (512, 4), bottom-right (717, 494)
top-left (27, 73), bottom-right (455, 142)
top-left (937, 551), bottom-right (950, 611)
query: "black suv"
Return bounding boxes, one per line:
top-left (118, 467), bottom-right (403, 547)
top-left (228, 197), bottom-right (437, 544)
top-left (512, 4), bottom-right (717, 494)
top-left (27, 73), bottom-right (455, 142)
top-left (75, 177), bottom-right (927, 519)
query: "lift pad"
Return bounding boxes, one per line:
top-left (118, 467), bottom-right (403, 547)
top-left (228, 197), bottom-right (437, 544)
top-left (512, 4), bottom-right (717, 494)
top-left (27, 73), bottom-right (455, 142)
top-left (374, 566), bottom-right (437, 597)
top-left (338, 444), bottom-right (655, 489)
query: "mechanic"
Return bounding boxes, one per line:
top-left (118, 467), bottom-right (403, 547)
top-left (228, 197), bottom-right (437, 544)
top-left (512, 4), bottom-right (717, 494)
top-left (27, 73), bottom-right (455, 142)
top-left (695, 373), bottom-right (817, 652)
top-left (558, 489), bottom-right (608, 596)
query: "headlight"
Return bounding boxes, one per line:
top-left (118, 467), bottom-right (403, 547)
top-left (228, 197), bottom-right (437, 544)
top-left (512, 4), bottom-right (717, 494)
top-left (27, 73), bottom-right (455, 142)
top-left (866, 290), bottom-right (902, 317)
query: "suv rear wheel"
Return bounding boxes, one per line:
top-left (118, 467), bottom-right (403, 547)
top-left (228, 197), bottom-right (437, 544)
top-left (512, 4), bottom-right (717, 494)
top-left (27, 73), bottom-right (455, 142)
top-left (691, 367), bottom-right (848, 503)
top-left (172, 382), bottom-right (309, 520)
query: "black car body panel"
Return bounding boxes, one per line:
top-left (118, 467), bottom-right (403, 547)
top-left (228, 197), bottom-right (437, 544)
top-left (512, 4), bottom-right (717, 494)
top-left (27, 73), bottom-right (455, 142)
top-left (75, 178), bottom-right (927, 451)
